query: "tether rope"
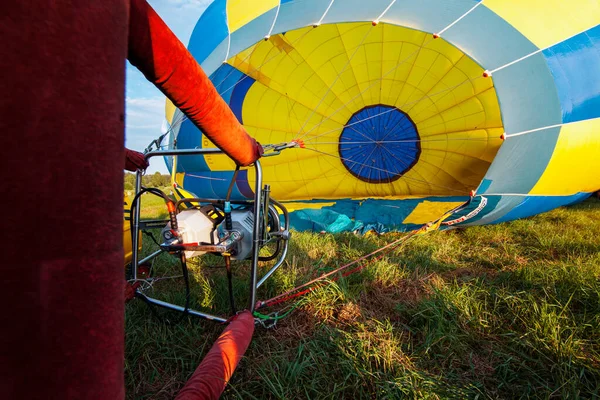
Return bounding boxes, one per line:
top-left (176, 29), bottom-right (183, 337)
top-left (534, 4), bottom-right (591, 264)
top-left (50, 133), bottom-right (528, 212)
top-left (255, 197), bottom-right (481, 312)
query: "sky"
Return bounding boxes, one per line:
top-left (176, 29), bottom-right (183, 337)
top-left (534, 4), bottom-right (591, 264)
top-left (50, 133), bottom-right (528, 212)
top-left (125, 0), bottom-right (214, 173)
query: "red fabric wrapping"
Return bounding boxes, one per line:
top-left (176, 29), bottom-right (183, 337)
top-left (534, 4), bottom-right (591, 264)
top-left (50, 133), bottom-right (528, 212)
top-left (125, 281), bottom-right (141, 302)
top-left (1, 1), bottom-right (127, 399)
top-left (125, 148), bottom-right (149, 171)
top-left (176, 311), bottom-right (255, 400)
top-left (127, 0), bottom-right (262, 166)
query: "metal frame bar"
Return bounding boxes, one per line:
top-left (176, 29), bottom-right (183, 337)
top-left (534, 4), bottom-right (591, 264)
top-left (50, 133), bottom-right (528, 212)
top-left (137, 293), bottom-right (228, 323)
top-left (249, 162), bottom-right (262, 312)
top-left (138, 219), bottom-right (171, 230)
top-left (131, 148), bottom-right (268, 322)
top-left (257, 199), bottom-right (290, 288)
top-left (137, 249), bottom-right (163, 266)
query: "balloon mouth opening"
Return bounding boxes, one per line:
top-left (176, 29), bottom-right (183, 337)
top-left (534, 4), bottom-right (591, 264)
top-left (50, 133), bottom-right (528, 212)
top-left (177, 21), bottom-right (507, 201)
top-left (338, 105), bottom-right (421, 183)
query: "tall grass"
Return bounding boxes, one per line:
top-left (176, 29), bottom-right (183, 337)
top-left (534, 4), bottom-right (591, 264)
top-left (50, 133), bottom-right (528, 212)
top-left (125, 196), bottom-right (600, 399)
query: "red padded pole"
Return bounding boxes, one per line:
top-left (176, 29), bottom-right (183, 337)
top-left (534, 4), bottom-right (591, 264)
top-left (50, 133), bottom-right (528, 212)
top-left (1, 1), bottom-right (128, 399)
top-left (128, 0), bottom-right (262, 166)
top-left (175, 311), bottom-right (255, 400)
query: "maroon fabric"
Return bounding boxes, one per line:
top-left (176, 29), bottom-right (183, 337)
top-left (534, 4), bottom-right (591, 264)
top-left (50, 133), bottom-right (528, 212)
top-left (176, 311), bottom-right (255, 400)
top-left (1, 1), bottom-right (262, 399)
top-left (125, 148), bottom-right (149, 171)
top-left (1, 1), bottom-right (128, 399)
top-left (127, 0), bottom-right (263, 166)
top-left (124, 281), bottom-right (142, 303)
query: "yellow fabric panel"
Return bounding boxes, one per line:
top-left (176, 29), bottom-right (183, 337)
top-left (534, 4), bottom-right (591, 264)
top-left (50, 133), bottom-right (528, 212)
top-left (530, 118), bottom-right (600, 195)
top-left (282, 201), bottom-right (337, 212)
top-left (405, 57), bottom-right (494, 126)
top-left (204, 153), bottom-right (238, 172)
top-left (165, 99), bottom-right (176, 124)
top-left (484, 0), bottom-right (600, 49)
top-left (274, 24), bottom-right (360, 124)
top-left (233, 58), bottom-right (272, 87)
top-left (226, 0), bottom-right (278, 34)
top-left (380, 26), bottom-right (428, 107)
top-left (420, 128), bottom-right (504, 186)
top-left (416, 87), bottom-right (502, 136)
top-left (213, 22), bottom-right (504, 201)
top-left (230, 40), bottom-right (278, 90)
top-left (423, 128), bottom-right (504, 164)
top-left (404, 151), bottom-right (476, 195)
top-left (403, 200), bottom-right (465, 224)
top-left (269, 35), bottom-right (295, 54)
top-left (241, 81), bottom-right (345, 136)
top-left (174, 173), bottom-right (186, 189)
top-left (337, 23), bottom-right (383, 106)
top-left (230, 27), bottom-right (352, 129)
top-left (174, 186), bottom-right (199, 201)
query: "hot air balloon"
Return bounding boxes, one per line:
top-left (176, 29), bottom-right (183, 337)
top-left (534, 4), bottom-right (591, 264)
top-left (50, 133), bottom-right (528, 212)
top-left (164, 0), bottom-right (600, 233)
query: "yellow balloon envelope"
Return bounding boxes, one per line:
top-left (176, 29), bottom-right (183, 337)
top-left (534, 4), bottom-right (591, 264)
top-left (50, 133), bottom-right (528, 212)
top-left (166, 0), bottom-right (600, 232)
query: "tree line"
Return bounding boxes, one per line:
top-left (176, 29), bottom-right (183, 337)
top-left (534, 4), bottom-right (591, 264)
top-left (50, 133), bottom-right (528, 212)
top-left (124, 172), bottom-right (171, 190)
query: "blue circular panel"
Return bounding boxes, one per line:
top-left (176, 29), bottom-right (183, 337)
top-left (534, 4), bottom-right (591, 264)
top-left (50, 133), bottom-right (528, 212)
top-left (339, 105), bottom-right (421, 183)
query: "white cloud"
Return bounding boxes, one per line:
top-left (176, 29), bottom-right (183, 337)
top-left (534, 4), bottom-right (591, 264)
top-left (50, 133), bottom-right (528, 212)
top-left (163, 0), bottom-right (213, 10)
top-left (125, 97), bottom-right (165, 127)
top-left (125, 96), bottom-right (169, 173)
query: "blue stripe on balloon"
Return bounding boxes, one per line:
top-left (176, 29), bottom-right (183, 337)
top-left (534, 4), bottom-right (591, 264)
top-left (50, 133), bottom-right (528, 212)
top-left (273, 0), bottom-right (331, 33)
top-left (272, 0), bottom-right (482, 47)
top-left (460, 195), bottom-right (523, 226)
top-left (175, 119), bottom-right (210, 173)
top-left (543, 24), bottom-right (600, 123)
top-left (229, 76), bottom-right (256, 124)
top-left (477, 178), bottom-right (493, 194)
top-left (441, 5), bottom-right (563, 136)
top-left (382, 0), bottom-right (482, 33)
top-left (209, 63), bottom-right (245, 105)
top-left (479, 126), bottom-right (561, 195)
top-left (494, 193), bottom-right (591, 223)
top-left (323, 0), bottom-right (400, 24)
top-left (444, 5), bottom-right (539, 70)
top-left (236, 170), bottom-right (254, 198)
top-left (176, 63), bottom-right (253, 175)
top-left (461, 192), bottom-right (591, 227)
top-left (187, 0), bottom-right (228, 66)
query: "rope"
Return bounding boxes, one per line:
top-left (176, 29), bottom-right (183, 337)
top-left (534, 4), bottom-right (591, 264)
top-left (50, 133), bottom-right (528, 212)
top-left (435, 0), bottom-right (484, 37)
top-left (255, 196), bottom-right (484, 312)
top-left (256, 251), bottom-right (391, 310)
top-left (295, 24), bottom-right (375, 137)
top-left (253, 302), bottom-right (299, 321)
top-left (257, 224), bottom-right (429, 310)
top-left (374, 0), bottom-right (398, 24)
top-left (316, 0), bottom-right (335, 26)
top-left (302, 146), bottom-right (470, 194)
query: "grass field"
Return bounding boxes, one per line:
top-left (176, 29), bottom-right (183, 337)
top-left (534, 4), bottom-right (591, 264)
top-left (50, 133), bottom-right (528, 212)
top-left (125, 195), bottom-right (600, 399)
